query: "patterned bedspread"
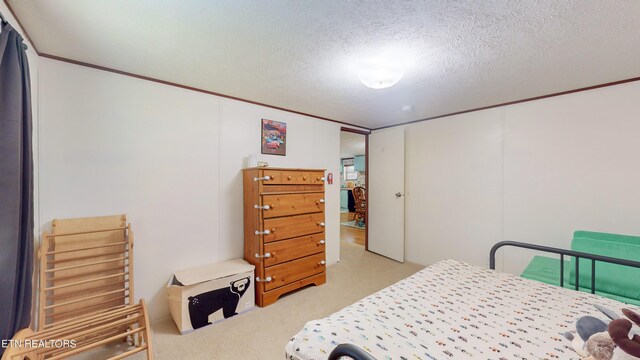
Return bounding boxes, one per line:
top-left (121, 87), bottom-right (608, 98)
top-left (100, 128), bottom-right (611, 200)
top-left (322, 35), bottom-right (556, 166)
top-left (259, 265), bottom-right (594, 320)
top-left (286, 259), bottom-right (639, 360)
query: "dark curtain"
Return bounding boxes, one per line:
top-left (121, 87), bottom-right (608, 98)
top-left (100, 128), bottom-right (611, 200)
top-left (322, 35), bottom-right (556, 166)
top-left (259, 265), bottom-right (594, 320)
top-left (0, 20), bottom-right (34, 345)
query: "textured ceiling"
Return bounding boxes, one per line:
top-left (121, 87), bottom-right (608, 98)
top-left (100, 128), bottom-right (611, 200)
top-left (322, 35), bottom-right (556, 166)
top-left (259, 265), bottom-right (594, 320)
top-left (8, 0), bottom-right (640, 129)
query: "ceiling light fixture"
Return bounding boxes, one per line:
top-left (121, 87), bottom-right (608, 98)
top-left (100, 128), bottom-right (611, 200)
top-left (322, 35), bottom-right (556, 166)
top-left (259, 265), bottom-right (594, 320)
top-left (358, 55), bottom-right (404, 90)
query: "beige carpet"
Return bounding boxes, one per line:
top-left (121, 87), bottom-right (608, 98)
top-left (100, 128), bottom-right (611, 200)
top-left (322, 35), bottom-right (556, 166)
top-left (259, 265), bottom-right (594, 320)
top-left (83, 242), bottom-right (424, 359)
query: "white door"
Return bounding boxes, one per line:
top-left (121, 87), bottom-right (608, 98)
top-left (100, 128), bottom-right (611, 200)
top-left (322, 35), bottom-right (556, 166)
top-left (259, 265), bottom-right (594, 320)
top-left (368, 127), bottom-right (405, 262)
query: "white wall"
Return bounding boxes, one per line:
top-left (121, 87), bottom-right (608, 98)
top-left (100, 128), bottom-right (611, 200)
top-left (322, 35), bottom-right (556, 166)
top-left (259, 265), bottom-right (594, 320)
top-left (401, 81), bottom-right (640, 272)
top-left (38, 58), bottom-right (344, 320)
top-left (502, 84), bottom-right (640, 273)
top-left (405, 109), bottom-right (503, 268)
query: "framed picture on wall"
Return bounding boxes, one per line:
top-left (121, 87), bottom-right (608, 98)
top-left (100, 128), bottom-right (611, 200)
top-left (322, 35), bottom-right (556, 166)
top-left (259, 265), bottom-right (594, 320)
top-left (261, 119), bottom-right (287, 156)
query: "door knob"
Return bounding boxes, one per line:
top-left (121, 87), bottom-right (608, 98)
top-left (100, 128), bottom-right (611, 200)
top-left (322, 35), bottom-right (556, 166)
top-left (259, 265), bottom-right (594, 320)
top-left (395, 192), bottom-right (404, 198)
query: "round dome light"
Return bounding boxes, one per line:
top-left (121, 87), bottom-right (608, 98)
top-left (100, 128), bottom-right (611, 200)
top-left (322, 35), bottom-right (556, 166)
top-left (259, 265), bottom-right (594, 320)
top-left (358, 56), bottom-right (404, 89)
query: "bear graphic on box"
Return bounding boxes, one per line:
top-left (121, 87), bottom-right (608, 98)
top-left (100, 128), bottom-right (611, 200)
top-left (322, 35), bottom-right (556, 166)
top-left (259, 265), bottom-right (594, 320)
top-left (188, 277), bottom-right (251, 330)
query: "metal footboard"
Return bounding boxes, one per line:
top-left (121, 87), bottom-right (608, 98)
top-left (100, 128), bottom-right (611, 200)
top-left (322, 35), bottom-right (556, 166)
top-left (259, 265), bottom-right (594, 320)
top-left (328, 344), bottom-right (377, 360)
top-left (489, 240), bottom-right (640, 293)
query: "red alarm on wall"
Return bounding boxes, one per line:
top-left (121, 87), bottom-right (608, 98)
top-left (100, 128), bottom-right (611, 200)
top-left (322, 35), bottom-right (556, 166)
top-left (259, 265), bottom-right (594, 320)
top-left (327, 173), bottom-right (333, 184)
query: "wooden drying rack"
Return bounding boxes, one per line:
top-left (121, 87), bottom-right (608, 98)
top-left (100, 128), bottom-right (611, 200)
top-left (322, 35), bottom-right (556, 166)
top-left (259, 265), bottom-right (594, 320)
top-left (2, 215), bottom-right (153, 360)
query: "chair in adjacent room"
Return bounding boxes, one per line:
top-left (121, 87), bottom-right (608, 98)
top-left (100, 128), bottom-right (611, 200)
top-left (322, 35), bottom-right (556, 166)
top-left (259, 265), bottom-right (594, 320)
top-left (352, 186), bottom-right (366, 224)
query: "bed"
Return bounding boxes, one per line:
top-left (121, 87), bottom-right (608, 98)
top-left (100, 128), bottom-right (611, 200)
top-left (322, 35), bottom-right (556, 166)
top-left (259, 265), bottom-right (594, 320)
top-left (286, 241), bottom-right (640, 360)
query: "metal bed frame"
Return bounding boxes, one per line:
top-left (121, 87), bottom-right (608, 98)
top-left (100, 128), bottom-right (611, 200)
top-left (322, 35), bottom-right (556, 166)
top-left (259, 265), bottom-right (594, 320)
top-left (327, 241), bottom-right (640, 360)
top-left (489, 241), bottom-right (640, 293)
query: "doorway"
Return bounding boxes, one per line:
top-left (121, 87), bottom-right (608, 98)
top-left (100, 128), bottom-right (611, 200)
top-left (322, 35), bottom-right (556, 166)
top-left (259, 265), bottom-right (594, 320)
top-left (339, 128), bottom-right (368, 250)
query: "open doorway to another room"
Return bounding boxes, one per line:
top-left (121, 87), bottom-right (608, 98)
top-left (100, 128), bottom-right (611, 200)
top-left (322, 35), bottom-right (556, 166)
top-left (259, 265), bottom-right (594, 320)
top-left (340, 128), bottom-right (368, 250)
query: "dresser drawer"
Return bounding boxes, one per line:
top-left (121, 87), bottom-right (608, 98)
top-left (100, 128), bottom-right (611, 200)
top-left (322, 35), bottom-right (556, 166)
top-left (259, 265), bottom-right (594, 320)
top-left (263, 213), bottom-right (324, 242)
top-left (264, 252), bottom-right (325, 291)
top-left (280, 171), bottom-right (311, 185)
top-left (262, 170), bottom-right (311, 184)
top-left (262, 193), bottom-right (324, 218)
top-left (263, 233), bottom-right (325, 267)
top-left (310, 171), bottom-right (325, 185)
top-left (261, 170), bottom-right (281, 183)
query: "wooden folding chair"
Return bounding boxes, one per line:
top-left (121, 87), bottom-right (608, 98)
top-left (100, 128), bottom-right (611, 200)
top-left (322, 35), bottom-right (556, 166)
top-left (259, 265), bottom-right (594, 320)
top-left (39, 215), bottom-right (134, 330)
top-left (2, 215), bottom-right (153, 360)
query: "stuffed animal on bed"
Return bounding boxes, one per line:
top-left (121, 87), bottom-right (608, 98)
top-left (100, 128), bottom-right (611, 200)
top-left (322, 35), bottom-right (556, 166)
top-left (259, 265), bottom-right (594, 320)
top-left (564, 306), bottom-right (640, 360)
top-left (563, 315), bottom-right (609, 358)
top-left (608, 308), bottom-right (640, 359)
top-left (583, 332), bottom-right (615, 360)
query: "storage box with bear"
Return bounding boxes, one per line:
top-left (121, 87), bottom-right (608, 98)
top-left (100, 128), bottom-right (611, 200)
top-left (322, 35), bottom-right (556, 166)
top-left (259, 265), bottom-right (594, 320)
top-left (167, 259), bottom-right (255, 334)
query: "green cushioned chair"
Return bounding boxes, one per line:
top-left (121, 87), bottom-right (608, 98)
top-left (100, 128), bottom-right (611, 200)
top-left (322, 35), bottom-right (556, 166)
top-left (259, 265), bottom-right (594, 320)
top-left (520, 231), bottom-right (640, 306)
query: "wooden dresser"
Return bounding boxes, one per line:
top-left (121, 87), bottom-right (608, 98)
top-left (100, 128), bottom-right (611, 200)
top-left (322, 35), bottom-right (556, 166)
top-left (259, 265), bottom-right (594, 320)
top-left (243, 167), bottom-right (327, 306)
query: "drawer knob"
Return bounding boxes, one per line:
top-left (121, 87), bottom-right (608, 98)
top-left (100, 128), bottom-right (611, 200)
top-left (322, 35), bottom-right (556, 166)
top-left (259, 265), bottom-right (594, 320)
top-left (287, 175), bottom-right (292, 180)
top-left (256, 276), bottom-right (272, 283)
top-left (303, 176), bottom-right (307, 180)
top-left (317, 222), bottom-right (325, 227)
top-left (255, 229), bottom-right (271, 235)
top-left (253, 175), bottom-right (271, 182)
top-left (255, 252), bottom-right (271, 258)
top-left (254, 204), bottom-right (271, 210)
top-left (318, 260), bottom-right (326, 266)
top-left (318, 240), bottom-right (325, 245)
